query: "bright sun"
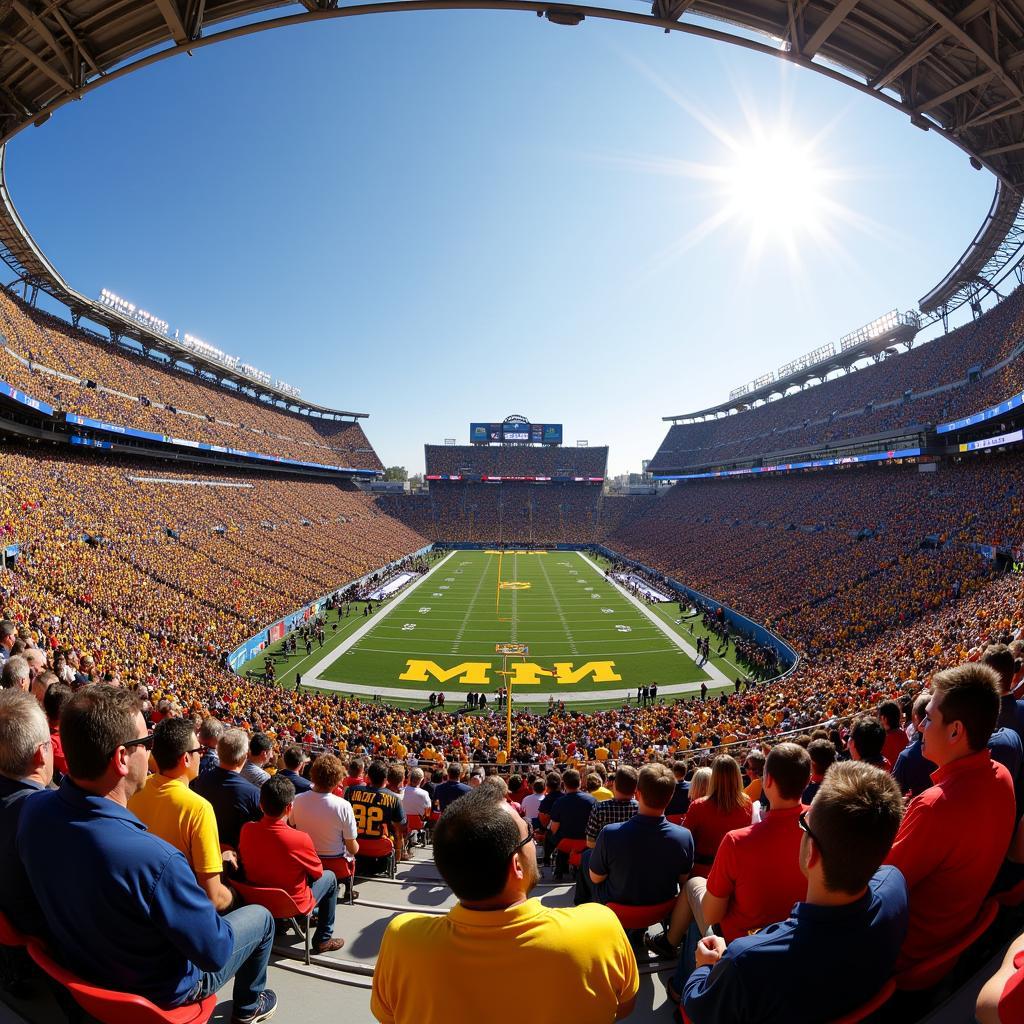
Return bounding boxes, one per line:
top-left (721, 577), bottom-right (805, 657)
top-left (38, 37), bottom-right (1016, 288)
top-left (722, 129), bottom-right (829, 246)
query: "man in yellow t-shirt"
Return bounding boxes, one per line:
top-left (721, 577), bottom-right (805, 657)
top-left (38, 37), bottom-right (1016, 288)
top-left (371, 789), bottom-right (638, 1024)
top-left (128, 718), bottom-right (234, 911)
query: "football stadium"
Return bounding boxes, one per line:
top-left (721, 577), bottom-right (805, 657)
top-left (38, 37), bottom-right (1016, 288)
top-left (6, 2), bottom-right (1024, 1024)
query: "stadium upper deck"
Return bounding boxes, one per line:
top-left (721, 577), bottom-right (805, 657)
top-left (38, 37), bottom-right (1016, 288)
top-left (425, 443), bottom-right (608, 479)
top-left (650, 286), bottom-right (1024, 474)
top-left (0, 289), bottom-right (384, 473)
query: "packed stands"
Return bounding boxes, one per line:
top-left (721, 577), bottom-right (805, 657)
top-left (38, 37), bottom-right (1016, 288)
top-left (0, 445), bottom-right (426, 697)
top-left (0, 289), bottom-right (382, 471)
top-left (424, 443), bottom-right (607, 479)
top-left (603, 458), bottom-right (1019, 656)
top-left (386, 481), bottom-right (603, 544)
top-left (650, 286), bottom-right (1024, 472)
top-left (0, 430), bottom-right (1016, 767)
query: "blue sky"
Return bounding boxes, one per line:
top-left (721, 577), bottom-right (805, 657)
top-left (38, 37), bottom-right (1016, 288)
top-left (11, 11), bottom-right (995, 475)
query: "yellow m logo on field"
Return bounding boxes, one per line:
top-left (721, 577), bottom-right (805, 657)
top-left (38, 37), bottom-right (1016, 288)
top-left (399, 660), bottom-right (492, 686)
top-left (507, 661), bottom-right (621, 686)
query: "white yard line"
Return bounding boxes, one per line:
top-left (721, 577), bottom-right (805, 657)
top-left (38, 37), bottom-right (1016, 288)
top-left (302, 551), bottom-right (456, 683)
top-left (536, 553), bottom-right (578, 656)
top-left (575, 551), bottom-right (732, 689)
top-left (451, 553), bottom-right (493, 654)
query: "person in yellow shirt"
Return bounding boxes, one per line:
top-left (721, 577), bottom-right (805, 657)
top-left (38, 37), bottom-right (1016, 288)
top-left (742, 749), bottom-right (766, 805)
top-left (371, 789), bottom-right (638, 1024)
top-left (128, 717), bottom-right (234, 911)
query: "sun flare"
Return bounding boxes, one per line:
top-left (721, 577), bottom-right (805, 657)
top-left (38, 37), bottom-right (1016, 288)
top-left (722, 129), bottom-right (829, 245)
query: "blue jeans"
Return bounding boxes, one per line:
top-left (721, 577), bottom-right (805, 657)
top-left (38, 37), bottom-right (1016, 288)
top-left (194, 904), bottom-right (274, 1018)
top-left (310, 870), bottom-right (338, 946)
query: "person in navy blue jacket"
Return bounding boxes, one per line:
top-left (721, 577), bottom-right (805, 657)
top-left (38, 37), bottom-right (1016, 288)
top-left (683, 762), bottom-right (908, 1024)
top-left (17, 686), bottom-right (278, 1024)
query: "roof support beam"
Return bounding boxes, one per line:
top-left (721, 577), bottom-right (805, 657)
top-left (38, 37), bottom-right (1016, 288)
top-left (152, 0), bottom-right (188, 45)
top-left (11, 1), bottom-right (74, 82)
top-left (651, 0), bottom-right (695, 21)
top-left (49, 9), bottom-right (101, 79)
top-left (870, 28), bottom-right (944, 91)
top-left (982, 139), bottom-right (1024, 158)
top-left (800, 0), bottom-right (860, 60)
top-left (902, 0), bottom-right (1024, 104)
top-left (0, 33), bottom-right (74, 94)
top-left (184, 0), bottom-right (207, 40)
top-left (915, 69), bottom-right (994, 113)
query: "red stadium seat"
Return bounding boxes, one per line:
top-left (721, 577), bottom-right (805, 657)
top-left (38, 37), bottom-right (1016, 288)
top-left (406, 814), bottom-right (427, 846)
top-left (894, 898), bottom-right (998, 991)
top-left (666, 814), bottom-right (686, 826)
top-left (556, 837), bottom-right (587, 868)
top-left (232, 880), bottom-right (312, 965)
top-left (606, 899), bottom-right (677, 931)
top-left (828, 978), bottom-right (895, 1023)
top-left (357, 836), bottom-right (396, 879)
top-left (319, 855), bottom-right (356, 904)
top-left (27, 941), bottom-right (216, 1024)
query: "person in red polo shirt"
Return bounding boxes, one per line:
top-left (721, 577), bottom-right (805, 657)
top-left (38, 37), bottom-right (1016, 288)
top-left (702, 741), bottom-right (811, 941)
top-left (649, 743), bottom-right (810, 974)
top-left (977, 927), bottom-right (1024, 1024)
top-left (239, 775), bottom-right (345, 954)
top-left (886, 663), bottom-right (1015, 973)
top-left (879, 701), bottom-right (909, 768)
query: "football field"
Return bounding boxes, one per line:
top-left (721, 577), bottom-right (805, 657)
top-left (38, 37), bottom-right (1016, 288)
top-left (303, 550), bottom-right (731, 703)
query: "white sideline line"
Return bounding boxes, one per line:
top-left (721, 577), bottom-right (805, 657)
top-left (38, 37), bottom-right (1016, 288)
top-left (576, 551), bottom-right (731, 689)
top-left (302, 551), bottom-right (456, 683)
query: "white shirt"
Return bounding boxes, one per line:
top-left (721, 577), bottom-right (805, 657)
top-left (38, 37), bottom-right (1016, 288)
top-left (522, 792), bottom-right (544, 821)
top-left (402, 785), bottom-right (432, 817)
top-left (289, 790), bottom-right (358, 860)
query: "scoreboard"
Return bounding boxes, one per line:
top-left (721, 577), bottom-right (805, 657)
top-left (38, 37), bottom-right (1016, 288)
top-left (470, 422), bottom-right (563, 445)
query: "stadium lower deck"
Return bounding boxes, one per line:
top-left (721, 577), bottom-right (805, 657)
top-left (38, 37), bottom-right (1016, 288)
top-left (8, 285), bottom-right (1024, 1023)
top-left (0, 858), bottom-right (1003, 1024)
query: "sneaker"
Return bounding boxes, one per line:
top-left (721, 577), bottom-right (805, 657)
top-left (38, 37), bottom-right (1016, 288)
top-left (315, 938), bottom-right (345, 954)
top-left (232, 990), bottom-right (278, 1024)
top-left (644, 932), bottom-right (680, 959)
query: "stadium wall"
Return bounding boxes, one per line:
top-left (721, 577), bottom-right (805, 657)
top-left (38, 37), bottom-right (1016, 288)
top-left (226, 543), bottom-right (435, 672)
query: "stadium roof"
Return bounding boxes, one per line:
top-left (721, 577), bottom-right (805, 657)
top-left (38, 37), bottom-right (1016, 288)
top-left (664, 310), bottom-right (922, 421)
top-left (0, 2), bottom-right (1021, 336)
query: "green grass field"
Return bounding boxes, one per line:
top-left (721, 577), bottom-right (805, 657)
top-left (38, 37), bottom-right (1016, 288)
top-left (290, 550), bottom-right (734, 702)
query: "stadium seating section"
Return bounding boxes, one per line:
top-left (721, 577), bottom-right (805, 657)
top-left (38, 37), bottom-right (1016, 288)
top-left (424, 443), bottom-right (607, 478)
top-left (0, 445), bottom-right (427, 702)
top-left (0, 290), bottom-right (382, 471)
top-left (650, 286), bottom-right (1024, 472)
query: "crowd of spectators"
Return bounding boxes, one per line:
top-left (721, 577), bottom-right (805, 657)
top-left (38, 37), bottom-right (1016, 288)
top-left (650, 286), bottom-right (1024, 472)
top-left (0, 435), bottom-right (1022, 1018)
top-left (604, 453), bottom-right (1023, 656)
top-left (0, 444), bottom-right (427, 705)
top-left (0, 289), bottom-right (382, 471)
top-left (424, 444), bottom-right (607, 478)
top-left (387, 481), bottom-right (604, 544)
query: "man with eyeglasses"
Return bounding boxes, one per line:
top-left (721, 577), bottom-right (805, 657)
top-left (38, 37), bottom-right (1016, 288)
top-left (129, 717), bottom-right (237, 912)
top-left (682, 762), bottom-right (907, 1024)
top-left (17, 685), bottom-right (278, 1024)
top-left (371, 786), bottom-right (638, 1024)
